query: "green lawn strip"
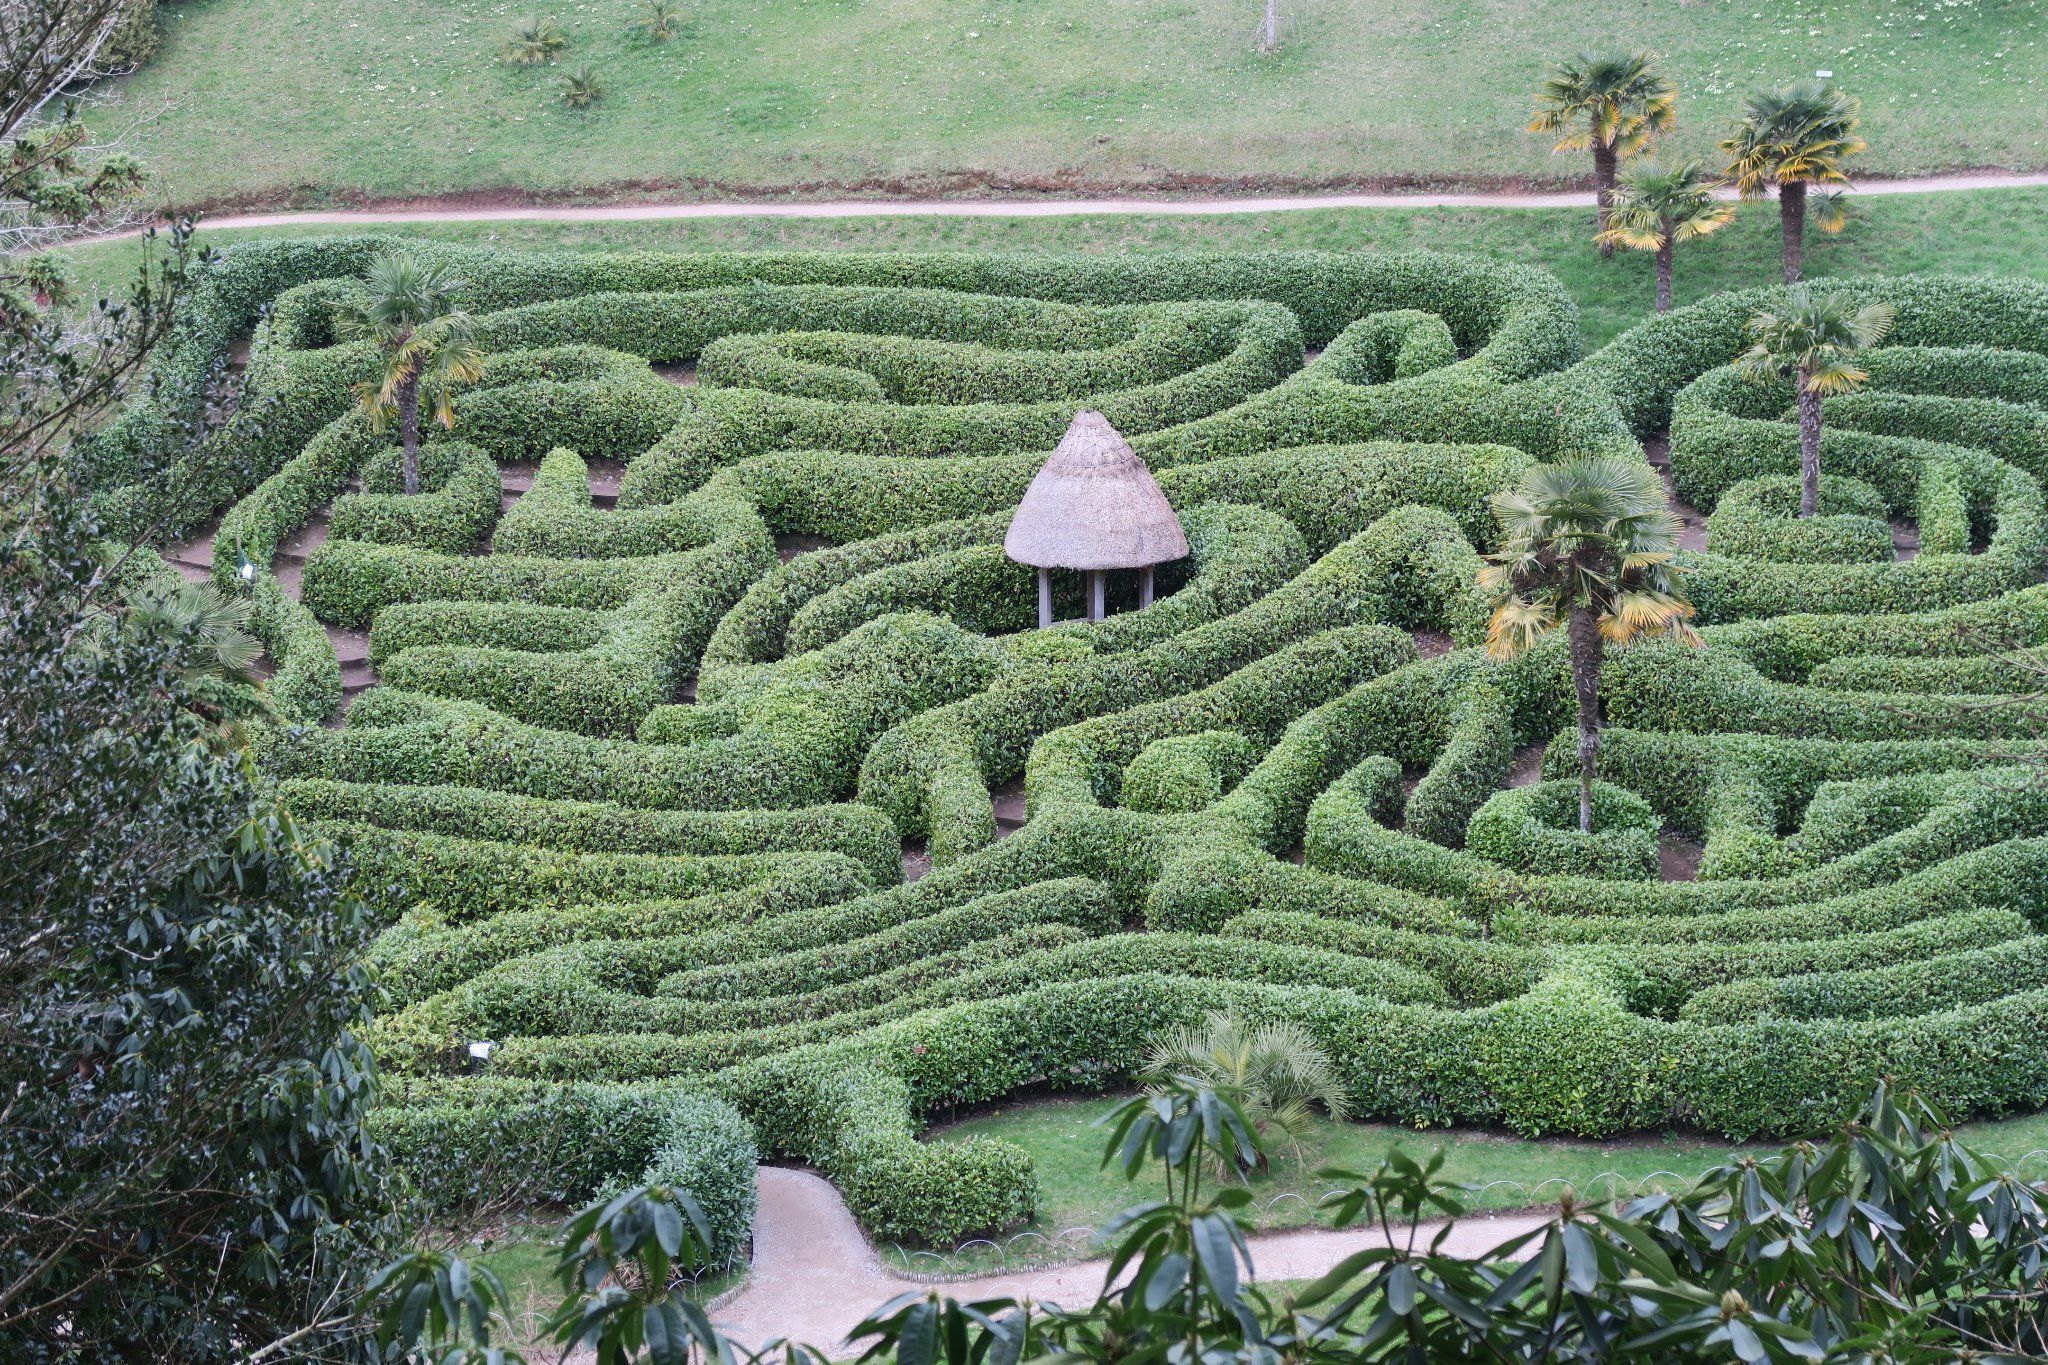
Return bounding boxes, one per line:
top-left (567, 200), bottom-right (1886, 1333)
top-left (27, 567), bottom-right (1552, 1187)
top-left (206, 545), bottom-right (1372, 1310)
top-left (57, 185), bottom-right (2048, 351)
top-left (101, 0), bottom-right (2043, 207)
top-left (467, 1217), bottom-right (742, 1343)
top-left (880, 1094), bottom-right (2048, 1275)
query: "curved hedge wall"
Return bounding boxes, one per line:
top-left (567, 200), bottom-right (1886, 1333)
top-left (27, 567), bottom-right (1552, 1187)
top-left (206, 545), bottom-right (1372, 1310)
top-left (86, 241), bottom-right (2048, 1257)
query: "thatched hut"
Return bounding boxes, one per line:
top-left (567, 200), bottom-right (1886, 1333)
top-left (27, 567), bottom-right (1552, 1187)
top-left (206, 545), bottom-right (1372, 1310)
top-left (1004, 410), bottom-right (1189, 627)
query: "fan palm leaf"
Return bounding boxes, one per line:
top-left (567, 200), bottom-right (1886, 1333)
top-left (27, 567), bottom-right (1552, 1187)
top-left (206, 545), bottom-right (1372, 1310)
top-left (1144, 1014), bottom-right (1348, 1168)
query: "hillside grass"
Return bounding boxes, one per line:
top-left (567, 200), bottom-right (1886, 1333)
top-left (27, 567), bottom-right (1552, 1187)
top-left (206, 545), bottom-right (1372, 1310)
top-left (101, 0), bottom-right (2045, 209)
top-left (61, 184), bottom-right (2048, 350)
top-left (884, 1093), bottom-right (2048, 1272)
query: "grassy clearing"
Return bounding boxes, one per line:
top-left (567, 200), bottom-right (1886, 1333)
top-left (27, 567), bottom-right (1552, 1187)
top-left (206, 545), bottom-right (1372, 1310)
top-left (465, 1219), bottom-right (741, 1343)
top-left (882, 1093), bottom-right (2048, 1273)
top-left (60, 185), bottom-right (2048, 350)
top-left (101, 0), bottom-right (2045, 208)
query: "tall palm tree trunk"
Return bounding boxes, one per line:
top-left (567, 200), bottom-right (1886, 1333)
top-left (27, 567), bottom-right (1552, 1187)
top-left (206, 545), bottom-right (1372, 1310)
top-left (397, 372), bottom-right (421, 496)
top-left (1778, 179), bottom-right (1807, 284)
top-left (1592, 140), bottom-right (1619, 256)
top-left (1796, 368), bottom-right (1823, 518)
top-left (1565, 603), bottom-right (1605, 834)
top-left (1654, 227), bottom-right (1675, 313)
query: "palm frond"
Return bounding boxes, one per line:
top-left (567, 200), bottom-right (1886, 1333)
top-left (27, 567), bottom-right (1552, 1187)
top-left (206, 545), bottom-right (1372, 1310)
top-left (1739, 284), bottom-right (1891, 398)
top-left (1528, 49), bottom-right (1674, 155)
top-left (1804, 360), bottom-right (1869, 396)
top-left (1809, 188), bottom-right (1851, 234)
top-left (1720, 79), bottom-right (1863, 190)
top-left (1486, 596), bottom-right (1562, 660)
top-left (1479, 456), bottom-right (1694, 654)
top-left (1601, 588), bottom-right (1695, 644)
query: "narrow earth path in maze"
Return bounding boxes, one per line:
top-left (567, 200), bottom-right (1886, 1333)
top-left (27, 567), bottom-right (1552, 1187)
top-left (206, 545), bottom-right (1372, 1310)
top-left (713, 1167), bottom-right (1551, 1355)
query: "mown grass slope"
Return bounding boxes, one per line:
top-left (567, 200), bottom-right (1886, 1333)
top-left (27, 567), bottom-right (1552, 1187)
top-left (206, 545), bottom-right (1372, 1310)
top-left (103, 0), bottom-right (2045, 208)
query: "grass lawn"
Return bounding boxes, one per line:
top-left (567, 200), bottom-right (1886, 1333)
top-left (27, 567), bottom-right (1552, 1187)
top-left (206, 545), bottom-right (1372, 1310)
top-left (60, 184), bottom-right (2048, 350)
top-left (885, 1093), bottom-right (2048, 1273)
top-left (100, 0), bottom-right (2045, 209)
top-left (466, 1218), bottom-right (741, 1344)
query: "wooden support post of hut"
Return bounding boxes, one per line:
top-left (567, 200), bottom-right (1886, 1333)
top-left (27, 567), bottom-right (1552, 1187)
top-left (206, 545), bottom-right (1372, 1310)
top-left (1005, 411), bottom-right (1189, 628)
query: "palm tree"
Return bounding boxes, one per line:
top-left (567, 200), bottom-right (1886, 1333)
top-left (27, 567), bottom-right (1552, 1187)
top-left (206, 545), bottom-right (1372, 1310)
top-left (502, 16), bottom-right (567, 65)
top-left (636, 0), bottom-right (682, 41)
top-left (1480, 459), bottom-right (1696, 834)
top-left (1596, 160), bottom-right (1737, 313)
top-left (1734, 286), bottom-right (1895, 518)
top-left (1528, 50), bottom-right (1677, 255)
top-left (561, 63), bottom-right (605, 109)
top-left (1145, 1013), bottom-right (1348, 1166)
top-left (119, 578), bottom-right (263, 686)
top-left (333, 252), bottom-right (484, 496)
top-left (1722, 79), bottom-right (1863, 284)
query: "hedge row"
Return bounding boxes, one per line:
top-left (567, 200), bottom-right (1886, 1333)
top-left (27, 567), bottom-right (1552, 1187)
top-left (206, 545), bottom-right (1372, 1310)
top-left (709, 962), bottom-right (2048, 1147)
top-left (858, 507), bottom-right (1481, 858)
top-left (1465, 779), bottom-right (1662, 881)
top-left (1702, 474), bottom-right (1894, 565)
top-left (331, 443), bottom-right (502, 554)
top-left (697, 297), bottom-right (1291, 403)
top-left (325, 819), bottom-right (870, 924)
top-left (373, 1084), bottom-right (757, 1268)
top-left (374, 879), bottom-right (1122, 1062)
top-left (1121, 730), bottom-right (1261, 815)
top-left (82, 237), bottom-right (1586, 536)
top-left (1571, 275), bottom-right (2048, 435)
top-left (1681, 932), bottom-right (2048, 1025)
top-left (478, 928), bottom-right (1454, 1085)
top-left (277, 613), bottom-right (1000, 809)
top-left (279, 777), bottom-right (902, 886)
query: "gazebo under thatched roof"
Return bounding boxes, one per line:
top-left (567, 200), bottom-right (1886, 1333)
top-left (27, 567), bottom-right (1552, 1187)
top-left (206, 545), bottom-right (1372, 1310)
top-left (1005, 410), bottom-right (1189, 627)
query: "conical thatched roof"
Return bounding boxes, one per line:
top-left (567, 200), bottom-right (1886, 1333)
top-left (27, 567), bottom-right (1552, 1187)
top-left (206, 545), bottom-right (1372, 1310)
top-left (1004, 411), bottom-right (1189, 570)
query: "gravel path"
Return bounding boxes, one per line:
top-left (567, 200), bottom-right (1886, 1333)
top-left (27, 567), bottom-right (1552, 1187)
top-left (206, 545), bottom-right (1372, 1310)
top-left (714, 1168), bottom-right (1551, 1355)
top-left (86, 170), bottom-right (2048, 244)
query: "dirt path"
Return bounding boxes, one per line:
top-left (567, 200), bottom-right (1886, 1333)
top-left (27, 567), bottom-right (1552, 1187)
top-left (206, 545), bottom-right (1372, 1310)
top-left (87, 171), bottom-right (2048, 244)
top-left (713, 1168), bottom-right (1550, 1354)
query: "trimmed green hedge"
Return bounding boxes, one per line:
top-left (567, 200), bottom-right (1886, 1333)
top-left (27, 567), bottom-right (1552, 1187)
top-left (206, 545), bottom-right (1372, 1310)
top-left (98, 241), bottom-right (2048, 1252)
top-left (1465, 780), bottom-right (1663, 881)
top-left (373, 1083), bottom-right (757, 1268)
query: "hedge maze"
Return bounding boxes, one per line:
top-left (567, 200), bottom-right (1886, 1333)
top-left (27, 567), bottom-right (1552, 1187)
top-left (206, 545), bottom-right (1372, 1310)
top-left (83, 241), bottom-right (2048, 1257)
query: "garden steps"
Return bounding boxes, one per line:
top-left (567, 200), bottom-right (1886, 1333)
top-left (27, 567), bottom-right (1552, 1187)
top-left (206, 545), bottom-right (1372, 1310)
top-left (587, 457), bottom-right (625, 509)
top-left (775, 533), bottom-right (832, 562)
top-left (1506, 743), bottom-right (1546, 788)
top-left (1658, 835), bottom-right (1704, 882)
top-left (899, 842), bottom-right (931, 883)
top-left (1643, 434), bottom-right (1708, 553)
top-left (497, 460), bottom-right (536, 511)
top-left (989, 778), bottom-right (1028, 837)
top-left (168, 517), bottom-right (221, 580)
